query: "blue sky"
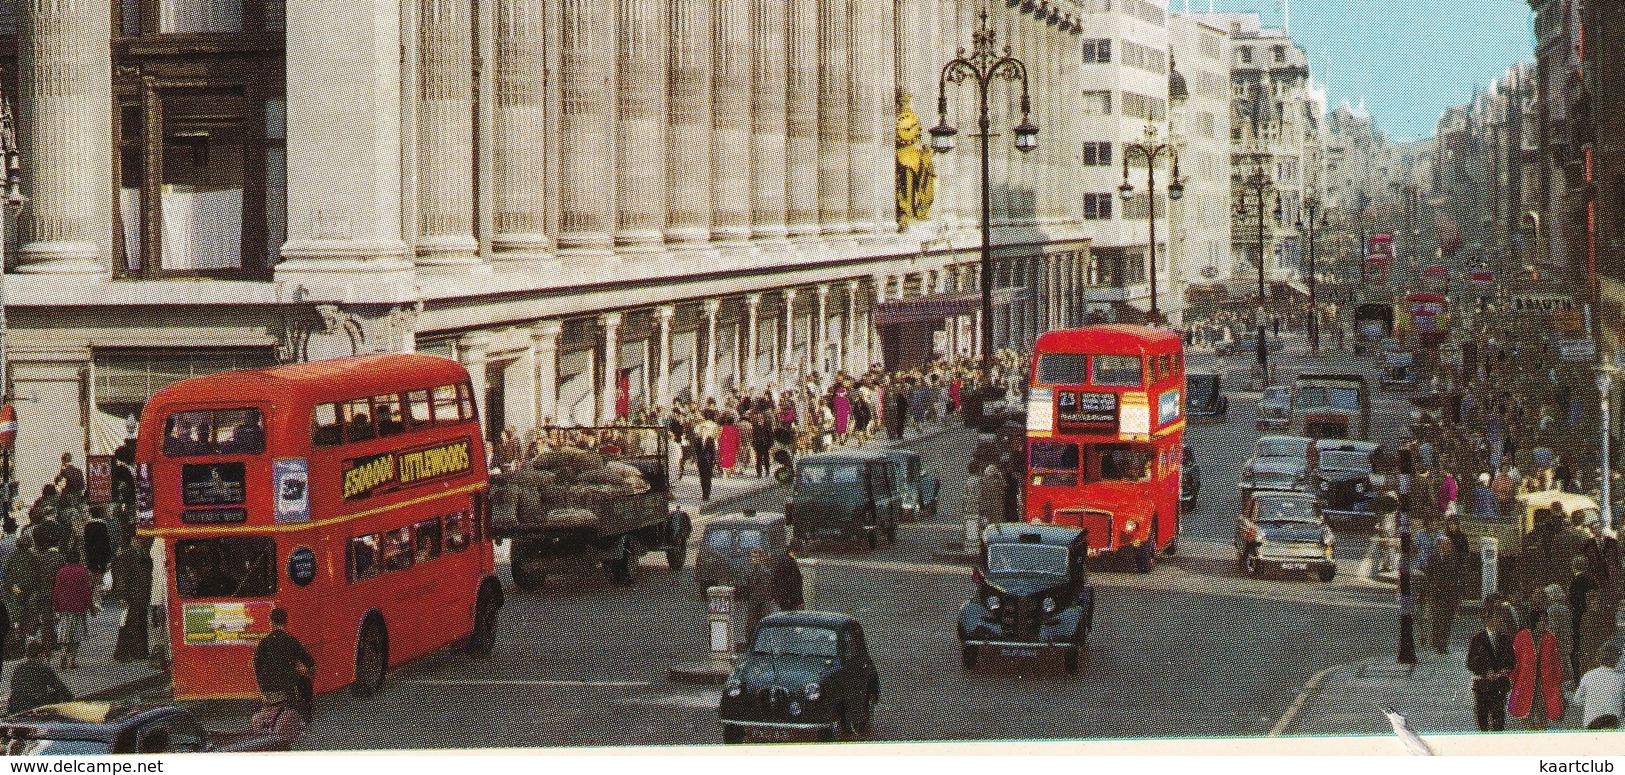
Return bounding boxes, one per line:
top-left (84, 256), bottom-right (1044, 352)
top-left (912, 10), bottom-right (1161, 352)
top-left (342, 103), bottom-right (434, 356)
top-left (1191, 0), bottom-right (1535, 142)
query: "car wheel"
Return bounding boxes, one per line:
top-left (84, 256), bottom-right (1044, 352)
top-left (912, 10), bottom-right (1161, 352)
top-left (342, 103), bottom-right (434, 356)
top-left (866, 528), bottom-right (878, 550)
top-left (819, 721), bottom-right (838, 743)
top-left (1243, 549), bottom-right (1263, 577)
top-left (961, 644), bottom-right (978, 670)
top-left (884, 522), bottom-right (897, 543)
top-left (723, 725), bottom-right (745, 745)
top-left (466, 586), bottom-right (499, 657)
top-left (1318, 564), bottom-right (1336, 582)
top-left (351, 619), bottom-right (387, 697)
top-left (1064, 645), bottom-right (1080, 676)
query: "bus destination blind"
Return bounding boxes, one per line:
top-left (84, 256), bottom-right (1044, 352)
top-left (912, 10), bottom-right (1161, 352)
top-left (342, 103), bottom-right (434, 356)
top-left (1057, 390), bottom-right (1117, 428)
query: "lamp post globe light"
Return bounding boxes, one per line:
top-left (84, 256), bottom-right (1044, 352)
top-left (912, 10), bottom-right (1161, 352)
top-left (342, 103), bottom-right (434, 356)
top-left (931, 8), bottom-right (1037, 371)
top-left (1118, 126), bottom-right (1183, 324)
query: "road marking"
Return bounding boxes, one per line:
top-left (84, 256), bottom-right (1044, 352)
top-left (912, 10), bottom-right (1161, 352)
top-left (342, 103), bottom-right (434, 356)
top-left (407, 679), bottom-right (654, 688)
top-left (618, 690), bottom-right (723, 709)
top-left (1269, 665), bottom-right (1337, 737)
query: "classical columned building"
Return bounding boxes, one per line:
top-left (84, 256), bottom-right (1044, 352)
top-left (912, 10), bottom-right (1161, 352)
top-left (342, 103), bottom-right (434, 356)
top-left (0, 0), bottom-right (1093, 490)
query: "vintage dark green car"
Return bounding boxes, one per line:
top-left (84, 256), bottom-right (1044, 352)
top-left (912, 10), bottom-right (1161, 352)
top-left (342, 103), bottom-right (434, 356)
top-left (877, 449), bottom-right (939, 522)
top-left (785, 451), bottom-right (901, 549)
top-left (719, 611), bottom-right (879, 743)
top-left (958, 523), bottom-right (1095, 675)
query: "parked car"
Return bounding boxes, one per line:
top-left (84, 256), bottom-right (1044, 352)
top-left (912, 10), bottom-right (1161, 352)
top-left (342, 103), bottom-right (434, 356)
top-left (1256, 385), bottom-right (1292, 431)
top-left (1214, 332), bottom-right (1286, 357)
top-left (1180, 445), bottom-right (1200, 513)
top-left (1238, 435), bottom-right (1315, 500)
top-left (1234, 491), bottom-right (1336, 581)
top-left (785, 451), bottom-right (901, 548)
top-left (1185, 372), bottom-right (1228, 422)
top-left (694, 512), bottom-right (790, 596)
top-left (958, 523), bottom-right (1094, 675)
top-left (0, 703), bottom-right (291, 754)
top-left (877, 449), bottom-right (940, 522)
top-left (719, 611), bottom-right (878, 744)
top-left (1313, 439), bottom-right (1387, 527)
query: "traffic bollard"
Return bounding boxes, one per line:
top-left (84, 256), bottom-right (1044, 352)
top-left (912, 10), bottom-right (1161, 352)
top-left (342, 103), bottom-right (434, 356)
top-left (1480, 537), bottom-right (1498, 599)
top-left (707, 586), bottom-right (736, 662)
top-left (964, 517), bottom-right (980, 551)
top-left (799, 558), bottom-right (817, 609)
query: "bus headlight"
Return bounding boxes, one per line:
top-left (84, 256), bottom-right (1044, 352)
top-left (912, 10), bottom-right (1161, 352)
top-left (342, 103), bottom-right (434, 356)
top-left (1041, 596), bottom-right (1057, 614)
top-left (1123, 520), bottom-right (1139, 534)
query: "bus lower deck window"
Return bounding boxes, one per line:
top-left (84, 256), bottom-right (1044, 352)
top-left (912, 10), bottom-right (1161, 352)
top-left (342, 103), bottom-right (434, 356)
top-left (445, 512), bottom-right (472, 552)
top-left (175, 537), bottom-right (276, 599)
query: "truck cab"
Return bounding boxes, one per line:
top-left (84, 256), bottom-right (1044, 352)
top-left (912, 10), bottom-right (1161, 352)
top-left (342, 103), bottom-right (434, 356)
top-left (1290, 374), bottom-right (1370, 440)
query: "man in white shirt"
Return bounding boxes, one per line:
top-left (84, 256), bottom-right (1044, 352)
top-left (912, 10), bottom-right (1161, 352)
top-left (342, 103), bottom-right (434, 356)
top-left (1572, 643), bottom-right (1624, 729)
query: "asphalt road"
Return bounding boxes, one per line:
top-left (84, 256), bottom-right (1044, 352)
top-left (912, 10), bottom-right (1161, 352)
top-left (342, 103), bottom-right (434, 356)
top-left (178, 335), bottom-right (1432, 749)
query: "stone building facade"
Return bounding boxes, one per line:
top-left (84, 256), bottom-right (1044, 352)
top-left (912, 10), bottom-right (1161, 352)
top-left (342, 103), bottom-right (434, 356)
top-left (0, 0), bottom-right (1108, 489)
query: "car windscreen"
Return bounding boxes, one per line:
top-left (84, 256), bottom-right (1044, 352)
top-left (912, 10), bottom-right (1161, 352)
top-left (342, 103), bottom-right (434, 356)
top-left (752, 625), bottom-right (839, 658)
top-left (798, 464), bottom-right (861, 486)
top-left (5, 738), bottom-right (112, 755)
top-left (1318, 451), bottom-right (1371, 472)
top-left (986, 543), bottom-right (1068, 576)
top-left (1254, 499), bottom-right (1316, 523)
top-left (1187, 376), bottom-right (1216, 402)
top-left (1294, 386), bottom-right (1361, 410)
top-left (1257, 438), bottom-right (1304, 457)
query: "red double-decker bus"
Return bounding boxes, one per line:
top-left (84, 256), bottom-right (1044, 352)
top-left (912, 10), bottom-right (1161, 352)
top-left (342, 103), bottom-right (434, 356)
top-left (1024, 325), bottom-right (1184, 571)
top-left (135, 354), bottom-right (502, 700)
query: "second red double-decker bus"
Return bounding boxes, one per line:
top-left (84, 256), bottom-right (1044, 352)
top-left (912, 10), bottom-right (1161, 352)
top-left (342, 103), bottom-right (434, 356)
top-left (136, 353), bottom-right (502, 700)
top-left (1024, 325), bottom-right (1184, 571)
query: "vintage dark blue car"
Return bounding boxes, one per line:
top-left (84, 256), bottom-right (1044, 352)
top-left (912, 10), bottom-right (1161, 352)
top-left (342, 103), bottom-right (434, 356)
top-left (958, 523), bottom-right (1094, 675)
top-left (877, 449), bottom-right (940, 522)
top-left (0, 703), bottom-right (290, 754)
top-left (786, 451), bottom-right (902, 548)
top-left (719, 611), bottom-right (879, 744)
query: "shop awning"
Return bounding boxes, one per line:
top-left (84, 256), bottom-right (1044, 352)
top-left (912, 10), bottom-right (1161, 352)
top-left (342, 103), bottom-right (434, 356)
top-left (874, 287), bottom-right (1030, 326)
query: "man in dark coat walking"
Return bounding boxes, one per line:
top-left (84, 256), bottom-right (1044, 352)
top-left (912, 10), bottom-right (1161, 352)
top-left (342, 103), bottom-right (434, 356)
top-left (1467, 608), bottom-right (1516, 731)
top-left (111, 538), bottom-right (153, 662)
top-left (254, 607), bottom-right (315, 722)
top-left (771, 551), bottom-right (804, 612)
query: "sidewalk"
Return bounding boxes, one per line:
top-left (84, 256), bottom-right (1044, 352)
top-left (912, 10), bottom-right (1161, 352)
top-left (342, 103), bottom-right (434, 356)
top-left (2, 600), bottom-right (169, 708)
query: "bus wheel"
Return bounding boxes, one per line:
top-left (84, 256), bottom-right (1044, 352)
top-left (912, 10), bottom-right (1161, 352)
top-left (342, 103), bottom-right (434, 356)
top-left (352, 619), bottom-right (387, 697)
top-left (468, 587), bottom-right (499, 657)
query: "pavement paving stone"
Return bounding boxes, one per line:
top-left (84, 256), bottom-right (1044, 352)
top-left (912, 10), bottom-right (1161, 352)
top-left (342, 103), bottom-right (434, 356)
top-left (1, 600), bottom-right (168, 710)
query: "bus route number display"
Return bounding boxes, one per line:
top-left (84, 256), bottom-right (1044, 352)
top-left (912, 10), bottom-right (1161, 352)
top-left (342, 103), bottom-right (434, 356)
top-left (1057, 391), bottom-right (1117, 428)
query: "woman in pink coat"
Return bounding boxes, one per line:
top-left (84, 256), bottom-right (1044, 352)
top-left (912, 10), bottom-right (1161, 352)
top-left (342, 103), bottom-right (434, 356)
top-left (717, 414), bottom-right (740, 476)
top-left (1509, 606), bottom-right (1565, 729)
top-left (832, 386), bottom-right (851, 443)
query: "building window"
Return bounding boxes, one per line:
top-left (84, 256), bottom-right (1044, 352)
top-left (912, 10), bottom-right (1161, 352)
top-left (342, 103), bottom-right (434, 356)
top-left (1084, 193), bottom-right (1114, 220)
top-left (1273, 45), bottom-right (1286, 63)
top-left (1082, 38), bottom-right (1111, 64)
top-left (1082, 142), bottom-right (1112, 166)
top-left (1122, 40), bottom-right (1166, 75)
top-left (1080, 90), bottom-right (1112, 115)
top-left (1122, 92), bottom-right (1166, 122)
top-left (1199, 31), bottom-right (1222, 60)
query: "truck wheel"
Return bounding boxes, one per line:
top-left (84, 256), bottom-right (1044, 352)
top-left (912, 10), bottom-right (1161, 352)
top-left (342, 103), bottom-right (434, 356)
top-left (467, 586), bottom-right (499, 657)
top-left (511, 562), bottom-right (544, 591)
top-left (666, 542), bottom-right (687, 571)
top-left (1064, 645), bottom-right (1080, 676)
top-left (961, 644), bottom-right (978, 670)
top-left (1317, 564), bottom-right (1336, 582)
top-left (351, 619), bottom-right (387, 697)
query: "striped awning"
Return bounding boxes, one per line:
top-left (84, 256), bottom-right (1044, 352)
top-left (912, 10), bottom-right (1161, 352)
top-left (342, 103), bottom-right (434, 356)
top-left (874, 287), bottom-right (1031, 326)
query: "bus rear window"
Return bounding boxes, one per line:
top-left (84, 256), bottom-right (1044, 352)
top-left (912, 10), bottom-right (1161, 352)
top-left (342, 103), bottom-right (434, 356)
top-left (175, 537), bottom-right (277, 599)
top-left (164, 409), bottom-right (265, 457)
top-left (1092, 355), bottom-right (1142, 387)
top-left (1036, 353), bottom-right (1087, 385)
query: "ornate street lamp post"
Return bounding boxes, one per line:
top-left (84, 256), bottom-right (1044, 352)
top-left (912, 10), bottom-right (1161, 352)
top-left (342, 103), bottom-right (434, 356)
top-left (1118, 125), bottom-right (1183, 324)
top-left (1297, 193), bottom-right (1326, 353)
top-left (1236, 168), bottom-right (1275, 375)
top-left (931, 9), bottom-right (1038, 371)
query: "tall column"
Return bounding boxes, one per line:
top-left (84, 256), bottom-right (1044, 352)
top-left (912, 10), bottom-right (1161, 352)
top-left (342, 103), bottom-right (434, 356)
top-left (415, 0), bottom-right (480, 268)
top-left (782, 288), bottom-right (798, 381)
top-left (816, 0), bottom-right (851, 238)
top-left (845, 279), bottom-right (860, 372)
top-left (599, 312), bottom-right (622, 423)
top-left (558, 0), bottom-right (615, 259)
top-left (711, 0), bottom-right (751, 250)
top-left (846, 0), bottom-right (892, 238)
top-left (277, 0), bottom-right (413, 281)
top-left (702, 299), bottom-right (721, 401)
top-left (748, 0), bottom-right (789, 246)
top-left (871, 275), bottom-right (887, 369)
top-left (459, 332), bottom-right (493, 438)
top-left (512, 333), bottom-right (539, 433)
top-left (492, 0), bottom-right (550, 259)
top-left (533, 320), bottom-right (562, 426)
top-left (784, 0), bottom-right (820, 242)
top-left (17, 0), bottom-right (111, 273)
top-left (666, 0), bottom-right (714, 255)
top-left (614, 0), bottom-right (668, 255)
top-left (814, 284), bottom-right (830, 375)
top-left (744, 294), bottom-right (762, 390)
top-left (655, 305), bottom-right (675, 407)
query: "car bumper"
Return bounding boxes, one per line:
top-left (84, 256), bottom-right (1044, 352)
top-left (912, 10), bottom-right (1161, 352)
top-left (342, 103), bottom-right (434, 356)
top-left (1257, 557), bottom-right (1334, 574)
top-left (1323, 506), bottom-right (1375, 524)
top-left (1256, 417), bottom-right (1290, 430)
top-left (719, 719), bottom-right (833, 731)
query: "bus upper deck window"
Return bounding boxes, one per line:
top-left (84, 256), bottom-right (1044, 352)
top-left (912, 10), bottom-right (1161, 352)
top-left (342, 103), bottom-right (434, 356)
top-left (374, 394), bottom-right (406, 437)
top-left (407, 390), bottom-right (433, 428)
top-left (1092, 355), bottom-right (1142, 387)
top-left (432, 385), bottom-right (460, 424)
top-left (343, 398), bottom-right (375, 442)
top-left (382, 527), bottom-right (413, 571)
top-left (213, 409), bottom-right (265, 454)
top-left (456, 382), bottom-right (477, 421)
top-left (1036, 353), bottom-right (1087, 385)
top-left (312, 403), bottom-right (342, 447)
top-left (165, 411), bottom-right (214, 457)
